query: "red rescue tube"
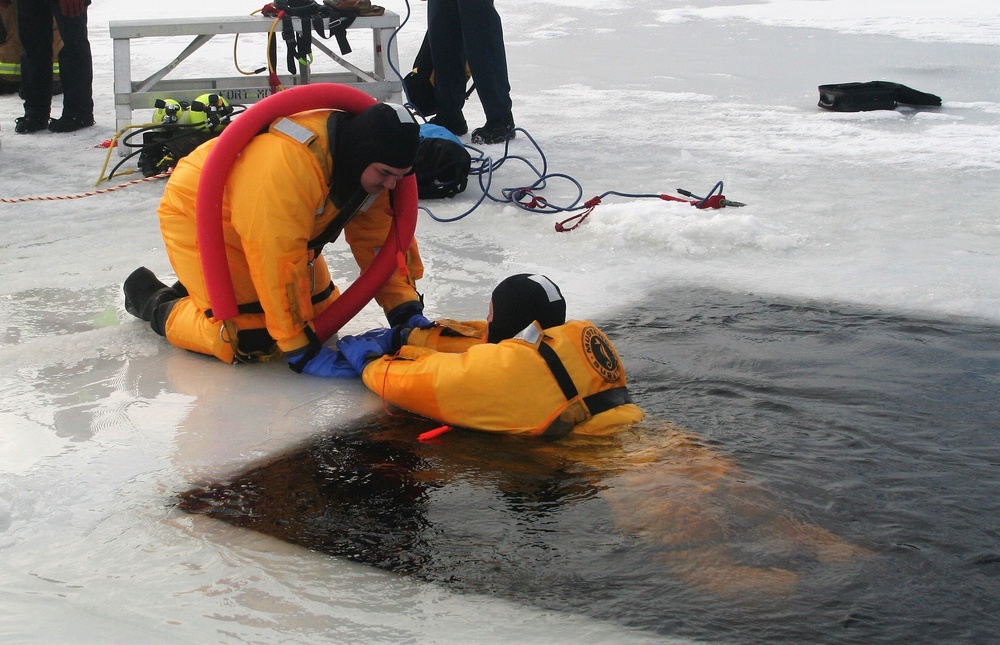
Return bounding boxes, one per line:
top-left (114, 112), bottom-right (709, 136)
top-left (314, 174), bottom-right (418, 342)
top-left (195, 84), bottom-right (419, 342)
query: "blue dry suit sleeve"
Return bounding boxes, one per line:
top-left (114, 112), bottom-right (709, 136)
top-left (295, 345), bottom-right (359, 378)
top-left (337, 336), bottom-right (387, 374)
top-left (286, 325), bottom-right (358, 377)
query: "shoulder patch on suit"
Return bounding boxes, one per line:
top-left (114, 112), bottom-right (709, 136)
top-left (582, 325), bottom-right (620, 382)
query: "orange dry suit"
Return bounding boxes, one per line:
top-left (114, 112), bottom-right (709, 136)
top-left (360, 319), bottom-right (645, 438)
top-left (157, 109), bottom-right (423, 363)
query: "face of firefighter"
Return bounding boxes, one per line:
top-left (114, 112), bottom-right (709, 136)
top-left (361, 163), bottom-right (411, 193)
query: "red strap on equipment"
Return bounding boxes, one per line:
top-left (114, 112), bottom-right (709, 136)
top-left (513, 189), bottom-right (548, 210)
top-left (555, 195), bottom-right (601, 232)
top-left (660, 193), bottom-right (728, 209)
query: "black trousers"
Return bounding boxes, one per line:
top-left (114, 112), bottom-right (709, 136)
top-left (16, 0), bottom-right (93, 120)
top-left (427, 0), bottom-right (512, 123)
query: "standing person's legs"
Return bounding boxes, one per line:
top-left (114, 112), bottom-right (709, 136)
top-left (14, 0), bottom-right (54, 127)
top-left (457, 0), bottom-right (511, 123)
top-left (426, 0), bottom-right (468, 134)
top-left (49, 0), bottom-right (92, 129)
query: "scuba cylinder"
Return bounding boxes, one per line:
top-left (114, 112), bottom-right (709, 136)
top-left (137, 94), bottom-right (236, 177)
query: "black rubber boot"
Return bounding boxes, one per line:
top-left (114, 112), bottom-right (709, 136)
top-left (470, 113), bottom-right (516, 145)
top-left (124, 267), bottom-right (180, 323)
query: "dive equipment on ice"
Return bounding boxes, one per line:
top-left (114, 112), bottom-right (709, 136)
top-left (133, 95), bottom-right (238, 179)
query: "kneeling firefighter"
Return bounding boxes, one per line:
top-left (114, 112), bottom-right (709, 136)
top-left (124, 101), bottom-right (430, 373)
top-left (333, 274), bottom-right (646, 438)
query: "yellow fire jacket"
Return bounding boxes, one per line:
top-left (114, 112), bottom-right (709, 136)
top-left (361, 319), bottom-right (644, 437)
top-left (0, 2), bottom-right (62, 86)
top-left (157, 109), bottom-right (423, 362)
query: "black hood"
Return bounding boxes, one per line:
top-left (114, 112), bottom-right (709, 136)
top-left (488, 274), bottom-right (567, 343)
top-left (330, 103), bottom-right (420, 207)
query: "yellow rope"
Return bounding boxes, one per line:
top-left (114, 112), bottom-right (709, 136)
top-left (234, 8), bottom-right (266, 76)
top-left (94, 121), bottom-right (161, 186)
top-left (1, 171), bottom-right (170, 204)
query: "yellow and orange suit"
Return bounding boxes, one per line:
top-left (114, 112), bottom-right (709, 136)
top-left (157, 109), bottom-right (423, 363)
top-left (361, 319), bottom-right (644, 437)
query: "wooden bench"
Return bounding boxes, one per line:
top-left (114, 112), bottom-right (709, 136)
top-left (109, 13), bottom-right (403, 135)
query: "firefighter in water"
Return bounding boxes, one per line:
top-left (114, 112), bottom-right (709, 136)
top-left (334, 273), bottom-right (645, 438)
top-left (123, 102), bottom-right (430, 375)
top-left (327, 273), bottom-right (869, 595)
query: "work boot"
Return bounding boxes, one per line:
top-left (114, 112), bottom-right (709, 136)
top-left (48, 114), bottom-right (96, 133)
top-left (124, 267), bottom-right (180, 322)
top-left (14, 115), bottom-right (51, 134)
top-left (429, 112), bottom-right (468, 136)
top-left (171, 280), bottom-right (189, 298)
top-left (471, 114), bottom-right (516, 145)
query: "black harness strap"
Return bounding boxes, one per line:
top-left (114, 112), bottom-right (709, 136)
top-left (309, 187), bottom-right (367, 253)
top-left (205, 281), bottom-right (334, 318)
top-left (536, 340), bottom-right (633, 416)
top-left (306, 112), bottom-right (366, 255)
top-left (280, 7), bottom-right (357, 75)
top-left (315, 13), bottom-right (355, 55)
top-left (583, 386), bottom-right (633, 416)
top-left (537, 341), bottom-right (579, 400)
top-left (281, 15), bottom-right (303, 75)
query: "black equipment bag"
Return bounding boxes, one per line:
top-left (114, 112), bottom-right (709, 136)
top-left (818, 81), bottom-right (941, 112)
top-left (413, 136), bottom-right (471, 199)
top-left (403, 32), bottom-right (438, 116)
top-left (402, 31), bottom-right (474, 117)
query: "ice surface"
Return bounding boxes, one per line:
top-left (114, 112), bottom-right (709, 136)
top-left (1, 0), bottom-right (997, 642)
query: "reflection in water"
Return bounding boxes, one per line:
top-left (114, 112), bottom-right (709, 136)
top-left (178, 414), bottom-right (870, 639)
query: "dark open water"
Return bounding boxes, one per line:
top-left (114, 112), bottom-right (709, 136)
top-left (178, 287), bottom-right (1000, 644)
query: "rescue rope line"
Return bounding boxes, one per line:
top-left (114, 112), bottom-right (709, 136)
top-left (419, 127), bottom-right (746, 231)
top-left (0, 172), bottom-right (170, 204)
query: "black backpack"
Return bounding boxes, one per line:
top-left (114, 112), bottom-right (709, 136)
top-left (403, 32), bottom-right (474, 117)
top-left (413, 136), bottom-right (471, 199)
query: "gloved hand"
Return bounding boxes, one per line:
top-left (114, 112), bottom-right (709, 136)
top-left (401, 312), bottom-right (434, 329)
top-left (354, 327), bottom-right (398, 355)
top-left (337, 335), bottom-right (389, 374)
top-left (288, 345), bottom-right (358, 377)
top-left (387, 301), bottom-right (435, 330)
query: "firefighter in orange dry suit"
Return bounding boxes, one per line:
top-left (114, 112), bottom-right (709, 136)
top-left (328, 274), bottom-right (869, 595)
top-left (123, 102), bottom-right (432, 374)
top-left (333, 273), bottom-right (645, 437)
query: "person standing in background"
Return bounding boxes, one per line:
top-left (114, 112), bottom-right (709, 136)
top-left (422, 0), bottom-right (515, 145)
top-left (3, 0), bottom-right (93, 133)
top-left (0, 0), bottom-right (64, 95)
